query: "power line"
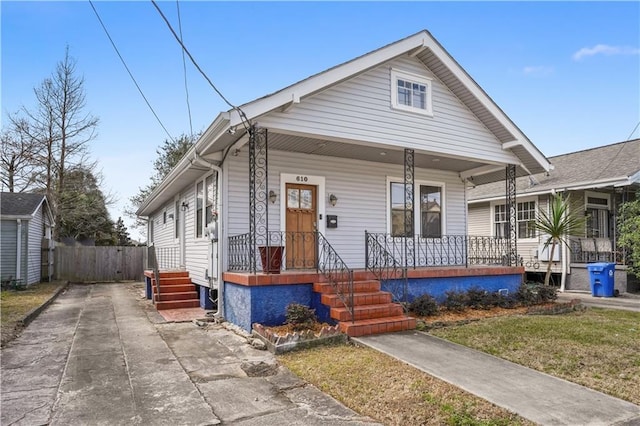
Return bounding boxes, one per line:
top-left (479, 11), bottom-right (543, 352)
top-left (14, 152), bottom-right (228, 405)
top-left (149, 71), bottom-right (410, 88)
top-left (89, 0), bottom-right (175, 143)
top-left (150, 0), bottom-right (251, 133)
top-left (626, 120), bottom-right (640, 140)
top-left (175, 0), bottom-right (194, 137)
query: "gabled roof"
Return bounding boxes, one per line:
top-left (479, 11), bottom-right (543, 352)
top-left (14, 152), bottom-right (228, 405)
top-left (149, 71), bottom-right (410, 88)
top-left (0, 192), bottom-right (51, 220)
top-left (468, 139), bottom-right (640, 202)
top-left (138, 30), bottom-right (550, 216)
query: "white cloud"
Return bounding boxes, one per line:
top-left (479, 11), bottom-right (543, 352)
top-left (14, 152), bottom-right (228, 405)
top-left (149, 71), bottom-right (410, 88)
top-left (522, 65), bottom-right (554, 76)
top-left (573, 44), bottom-right (640, 61)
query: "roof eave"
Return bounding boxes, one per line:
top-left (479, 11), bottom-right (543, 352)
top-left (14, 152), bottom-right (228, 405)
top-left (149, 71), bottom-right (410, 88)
top-left (136, 114), bottom-right (230, 216)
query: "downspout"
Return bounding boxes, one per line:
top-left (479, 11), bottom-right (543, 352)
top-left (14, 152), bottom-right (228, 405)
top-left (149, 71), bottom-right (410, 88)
top-left (16, 219), bottom-right (22, 281)
top-left (559, 189), bottom-right (567, 292)
top-left (192, 151), bottom-right (225, 319)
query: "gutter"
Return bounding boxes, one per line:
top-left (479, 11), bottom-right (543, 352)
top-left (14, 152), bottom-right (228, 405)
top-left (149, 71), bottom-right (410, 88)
top-left (16, 219), bottom-right (22, 281)
top-left (468, 176), bottom-right (634, 204)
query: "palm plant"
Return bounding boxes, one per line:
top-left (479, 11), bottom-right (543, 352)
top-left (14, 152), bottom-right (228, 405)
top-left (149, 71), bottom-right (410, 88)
top-left (534, 193), bottom-right (585, 286)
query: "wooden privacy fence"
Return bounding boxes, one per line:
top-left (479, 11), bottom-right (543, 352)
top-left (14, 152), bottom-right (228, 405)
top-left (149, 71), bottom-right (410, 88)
top-left (55, 246), bottom-right (147, 282)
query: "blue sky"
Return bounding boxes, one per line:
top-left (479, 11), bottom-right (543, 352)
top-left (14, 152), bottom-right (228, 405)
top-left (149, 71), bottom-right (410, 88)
top-left (2, 1), bottom-right (639, 240)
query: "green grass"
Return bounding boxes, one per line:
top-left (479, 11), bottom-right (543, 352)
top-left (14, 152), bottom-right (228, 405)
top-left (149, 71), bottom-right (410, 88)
top-left (430, 309), bottom-right (640, 404)
top-left (279, 343), bottom-right (532, 426)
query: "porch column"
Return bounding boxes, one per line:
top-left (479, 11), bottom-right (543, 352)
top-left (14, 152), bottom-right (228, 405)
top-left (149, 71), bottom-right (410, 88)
top-left (506, 164), bottom-right (518, 266)
top-left (248, 126), bottom-right (269, 273)
top-left (404, 148), bottom-right (415, 268)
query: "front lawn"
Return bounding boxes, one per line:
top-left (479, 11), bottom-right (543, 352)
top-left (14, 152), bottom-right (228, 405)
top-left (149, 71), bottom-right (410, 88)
top-left (430, 308), bottom-right (640, 405)
top-left (279, 343), bottom-right (532, 426)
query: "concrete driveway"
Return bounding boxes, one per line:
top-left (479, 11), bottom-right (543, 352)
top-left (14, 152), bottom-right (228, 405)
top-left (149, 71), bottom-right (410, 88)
top-left (1, 283), bottom-right (379, 426)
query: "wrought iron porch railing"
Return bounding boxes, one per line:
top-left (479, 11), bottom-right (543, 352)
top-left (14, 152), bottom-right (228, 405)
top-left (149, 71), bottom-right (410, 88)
top-left (147, 245), bottom-right (161, 298)
top-left (228, 231), bottom-right (319, 272)
top-left (364, 234), bottom-right (512, 269)
top-left (569, 237), bottom-right (622, 264)
top-left (365, 231), bottom-right (408, 307)
top-left (316, 232), bottom-right (354, 323)
top-left (227, 231), bottom-right (355, 322)
top-left (153, 246), bottom-right (181, 270)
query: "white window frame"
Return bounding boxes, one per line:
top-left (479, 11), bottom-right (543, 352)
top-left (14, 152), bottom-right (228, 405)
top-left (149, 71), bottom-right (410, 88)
top-left (390, 68), bottom-right (433, 116)
top-left (386, 177), bottom-right (446, 237)
top-left (585, 191), bottom-right (610, 238)
top-left (490, 196), bottom-right (538, 241)
top-left (194, 173), bottom-right (218, 239)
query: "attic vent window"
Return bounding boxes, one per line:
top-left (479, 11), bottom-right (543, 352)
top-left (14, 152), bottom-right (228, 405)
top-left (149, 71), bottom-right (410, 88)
top-left (391, 69), bottom-right (433, 116)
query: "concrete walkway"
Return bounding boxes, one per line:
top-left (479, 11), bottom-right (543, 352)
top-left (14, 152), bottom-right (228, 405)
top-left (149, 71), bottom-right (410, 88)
top-left (355, 331), bottom-right (640, 426)
top-left (557, 290), bottom-right (640, 312)
top-left (1, 283), bottom-right (379, 425)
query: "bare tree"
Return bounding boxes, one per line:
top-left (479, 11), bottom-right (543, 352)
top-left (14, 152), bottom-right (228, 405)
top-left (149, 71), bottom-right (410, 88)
top-left (0, 121), bottom-right (39, 192)
top-left (5, 47), bottom-right (99, 239)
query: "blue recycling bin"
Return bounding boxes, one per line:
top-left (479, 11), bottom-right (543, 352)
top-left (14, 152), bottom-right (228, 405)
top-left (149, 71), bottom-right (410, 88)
top-left (587, 263), bottom-right (616, 297)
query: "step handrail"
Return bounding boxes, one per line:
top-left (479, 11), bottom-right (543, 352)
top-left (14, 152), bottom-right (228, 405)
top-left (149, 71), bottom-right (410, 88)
top-left (148, 245), bottom-right (161, 300)
top-left (365, 231), bottom-right (408, 308)
top-left (316, 232), bottom-right (354, 323)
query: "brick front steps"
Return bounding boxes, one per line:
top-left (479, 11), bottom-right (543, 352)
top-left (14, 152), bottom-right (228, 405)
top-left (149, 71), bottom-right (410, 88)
top-left (314, 279), bottom-right (416, 337)
top-left (151, 271), bottom-right (200, 310)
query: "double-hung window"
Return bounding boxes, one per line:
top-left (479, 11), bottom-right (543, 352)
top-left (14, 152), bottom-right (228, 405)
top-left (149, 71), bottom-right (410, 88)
top-left (391, 69), bottom-right (433, 116)
top-left (195, 173), bottom-right (219, 239)
top-left (390, 181), bottom-right (443, 237)
top-left (493, 199), bottom-right (537, 239)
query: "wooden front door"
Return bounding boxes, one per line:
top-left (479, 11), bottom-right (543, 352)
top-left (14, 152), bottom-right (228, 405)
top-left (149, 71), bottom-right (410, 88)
top-left (285, 183), bottom-right (317, 269)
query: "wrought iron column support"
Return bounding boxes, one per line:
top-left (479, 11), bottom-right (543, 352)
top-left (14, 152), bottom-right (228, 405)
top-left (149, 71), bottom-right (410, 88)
top-left (506, 164), bottom-right (518, 266)
top-left (249, 126), bottom-right (269, 273)
top-left (404, 148), bottom-right (414, 269)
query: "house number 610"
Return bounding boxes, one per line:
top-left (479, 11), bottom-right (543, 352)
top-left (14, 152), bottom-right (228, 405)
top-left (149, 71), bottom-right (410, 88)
top-left (296, 176), bottom-right (308, 182)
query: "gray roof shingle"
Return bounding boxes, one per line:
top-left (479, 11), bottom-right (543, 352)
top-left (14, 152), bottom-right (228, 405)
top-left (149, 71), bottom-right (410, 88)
top-left (1, 192), bottom-right (47, 217)
top-left (468, 139), bottom-right (640, 201)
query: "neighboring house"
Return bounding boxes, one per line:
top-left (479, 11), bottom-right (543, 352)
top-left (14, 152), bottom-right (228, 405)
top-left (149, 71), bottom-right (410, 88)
top-left (468, 139), bottom-right (640, 294)
top-left (1, 192), bottom-right (55, 285)
top-left (137, 30), bottom-right (551, 336)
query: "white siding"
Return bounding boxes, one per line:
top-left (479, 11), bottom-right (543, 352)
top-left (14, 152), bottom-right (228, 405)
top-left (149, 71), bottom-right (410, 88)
top-left (468, 202), bottom-right (491, 236)
top-left (226, 149), bottom-right (466, 269)
top-left (258, 55), bottom-right (515, 165)
top-left (26, 208), bottom-right (43, 285)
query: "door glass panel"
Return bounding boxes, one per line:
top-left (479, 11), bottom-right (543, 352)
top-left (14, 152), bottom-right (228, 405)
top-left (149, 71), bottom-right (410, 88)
top-left (420, 185), bottom-right (441, 237)
top-left (300, 189), bottom-right (313, 209)
top-left (287, 188), bottom-right (299, 208)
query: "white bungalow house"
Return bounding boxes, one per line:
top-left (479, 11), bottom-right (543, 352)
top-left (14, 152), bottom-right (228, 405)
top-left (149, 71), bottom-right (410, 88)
top-left (468, 139), bottom-right (640, 294)
top-left (1, 192), bottom-right (55, 286)
top-left (137, 30), bottom-right (551, 336)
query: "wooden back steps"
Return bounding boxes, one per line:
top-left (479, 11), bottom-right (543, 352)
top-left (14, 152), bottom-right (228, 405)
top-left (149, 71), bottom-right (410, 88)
top-left (151, 271), bottom-right (200, 310)
top-left (314, 279), bottom-right (416, 337)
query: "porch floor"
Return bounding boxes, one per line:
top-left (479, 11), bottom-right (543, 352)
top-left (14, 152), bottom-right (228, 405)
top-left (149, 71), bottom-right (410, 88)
top-left (223, 265), bottom-right (524, 286)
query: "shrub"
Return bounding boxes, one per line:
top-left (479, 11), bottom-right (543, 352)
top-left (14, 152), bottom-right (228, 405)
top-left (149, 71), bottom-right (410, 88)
top-left (515, 283), bottom-right (539, 306)
top-left (408, 294), bottom-right (438, 316)
top-left (466, 286), bottom-right (497, 310)
top-left (443, 290), bottom-right (469, 311)
top-left (285, 303), bottom-right (317, 331)
top-left (536, 285), bottom-right (558, 302)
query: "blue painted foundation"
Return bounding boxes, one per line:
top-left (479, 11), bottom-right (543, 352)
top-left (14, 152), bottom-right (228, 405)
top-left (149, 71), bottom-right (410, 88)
top-left (381, 274), bottom-right (522, 304)
top-left (198, 285), bottom-right (216, 310)
top-left (224, 282), bottom-right (317, 332)
top-left (145, 276), bottom-right (152, 300)
top-left (223, 271), bottom-right (522, 332)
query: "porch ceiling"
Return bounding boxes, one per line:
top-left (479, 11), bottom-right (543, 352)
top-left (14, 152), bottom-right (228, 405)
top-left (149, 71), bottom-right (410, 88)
top-left (267, 132), bottom-right (487, 173)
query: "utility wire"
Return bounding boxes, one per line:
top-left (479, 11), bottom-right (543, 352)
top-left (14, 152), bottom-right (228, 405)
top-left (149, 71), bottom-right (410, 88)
top-left (89, 0), bottom-right (175, 143)
top-left (150, 0), bottom-right (251, 133)
top-left (626, 120), bottom-right (640, 141)
top-left (176, 0), bottom-right (194, 137)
